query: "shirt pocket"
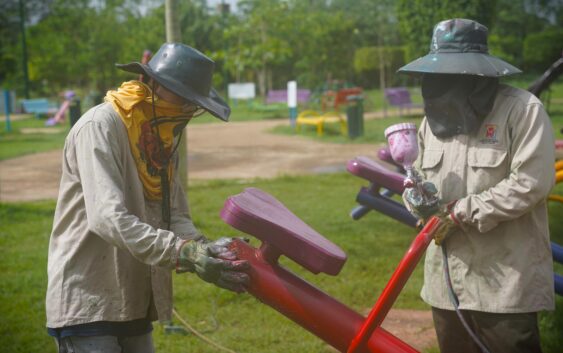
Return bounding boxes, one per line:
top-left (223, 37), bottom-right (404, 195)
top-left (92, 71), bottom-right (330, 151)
top-left (420, 149), bottom-right (444, 186)
top-left (467, 147), bottom-right (509, 194)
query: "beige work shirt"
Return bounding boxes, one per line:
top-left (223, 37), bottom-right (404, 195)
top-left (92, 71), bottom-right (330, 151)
top-left (46, 103), bottom-right (200, 328)
top-left (416, 84), bottom-right (555, 313)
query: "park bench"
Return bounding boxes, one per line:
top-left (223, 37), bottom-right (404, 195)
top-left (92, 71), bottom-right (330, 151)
top-left (384, 87), bottom-right (422, 117)
top-left (321, 87), bottom-right (363, 111)
top-left (295, 110), bottom-right (347, 136)
top-left (21, 98), bottom-right (58, 118)
top-left (265, 89), bottom-right (311, 104)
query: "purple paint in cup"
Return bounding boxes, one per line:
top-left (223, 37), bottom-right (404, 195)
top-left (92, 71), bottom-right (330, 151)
top-left (384, 123), bottom-right (418, 169)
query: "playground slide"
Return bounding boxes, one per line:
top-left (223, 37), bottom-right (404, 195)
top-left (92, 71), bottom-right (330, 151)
top-left (45, 99), bottom-right (71, 126)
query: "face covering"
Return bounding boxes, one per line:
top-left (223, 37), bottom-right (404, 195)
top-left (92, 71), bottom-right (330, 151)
top-left (421, 74), bottom-right (499, 138)
top-left (105, 81), bottom-right (191, 201)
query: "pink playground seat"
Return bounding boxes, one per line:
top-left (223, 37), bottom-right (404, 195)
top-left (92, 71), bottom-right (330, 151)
top-left (221, 187), bottom-right (347, 275)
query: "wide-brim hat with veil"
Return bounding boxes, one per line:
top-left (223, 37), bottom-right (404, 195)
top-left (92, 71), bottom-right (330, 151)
top-left (398, 19), bottom-right (522, 77)
top-left (116, 43), bottom-right (231, 121)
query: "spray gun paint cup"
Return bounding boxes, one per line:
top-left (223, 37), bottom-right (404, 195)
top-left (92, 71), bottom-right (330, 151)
top-left (384, 123), bottom-right (418, 170)
top-left (384, 123), bottom-right (439, 219)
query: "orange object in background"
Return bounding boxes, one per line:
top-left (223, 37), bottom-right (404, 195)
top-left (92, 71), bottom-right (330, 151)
top-left (550, 160), bottom-right (563, 202)
top-left (322, 87), bottom-right (363, 111)
top-left (556, 160), bottom-right (563, 183)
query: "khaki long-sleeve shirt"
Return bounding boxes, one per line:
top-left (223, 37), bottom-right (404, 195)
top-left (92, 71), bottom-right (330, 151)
top-left (416, 84), bottom-right (555, 313)
top-left (46, 103), bottom-right (200, 328)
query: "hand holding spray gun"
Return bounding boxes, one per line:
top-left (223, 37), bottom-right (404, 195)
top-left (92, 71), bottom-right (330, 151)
top-left (385, 123), bottom-right (457, 244)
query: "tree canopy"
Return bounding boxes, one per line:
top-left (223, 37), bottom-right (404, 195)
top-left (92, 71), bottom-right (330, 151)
top-left (2, 0), bottom-right (561, 99)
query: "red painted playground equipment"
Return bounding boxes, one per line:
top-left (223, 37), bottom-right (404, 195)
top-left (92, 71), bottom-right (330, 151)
top-left (220, 187), bottom-right (441, 353)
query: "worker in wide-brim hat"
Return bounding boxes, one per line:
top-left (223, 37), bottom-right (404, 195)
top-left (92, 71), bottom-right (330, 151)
top-left (46, 43), bottom-right (249, 352)
top-left (401, 19), bottom-right (555, 353)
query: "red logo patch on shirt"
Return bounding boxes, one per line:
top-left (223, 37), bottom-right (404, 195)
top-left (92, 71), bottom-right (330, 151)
top-left (480, 124), bottom-right (499, 144)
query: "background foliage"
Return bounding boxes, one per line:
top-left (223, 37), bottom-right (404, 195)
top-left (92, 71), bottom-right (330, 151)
top-left (1, 0), bottom-right (562, 101)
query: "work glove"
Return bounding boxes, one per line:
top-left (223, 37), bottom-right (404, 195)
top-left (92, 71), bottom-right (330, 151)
top-left (433, 213), bottom-right (457, 245)
top-left (402, 180), bottom-right (440, 221)
top-left (177, 237), bottom-right (250, 293)
top-left (432, 202), bottom-right (461, 246)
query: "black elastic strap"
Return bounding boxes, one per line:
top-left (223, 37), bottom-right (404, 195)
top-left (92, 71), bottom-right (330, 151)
top-left (151, 82), bottom-right (172, 230)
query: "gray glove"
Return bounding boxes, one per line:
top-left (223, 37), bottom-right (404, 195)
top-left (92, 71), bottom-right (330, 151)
top-left (402, 181), bottom-right (440, 220)
top-left (177, 237), bottom-right (249, 293)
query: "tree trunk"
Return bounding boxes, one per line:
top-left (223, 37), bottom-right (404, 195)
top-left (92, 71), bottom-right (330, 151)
top-left (267, 68), bottom-right (273, 92)
top-left (165, 0), bottom-right (187, 189)
top-left (378, 45), bottom-right (387, 118)
top-left (257, 68), bottom-right (267, 98)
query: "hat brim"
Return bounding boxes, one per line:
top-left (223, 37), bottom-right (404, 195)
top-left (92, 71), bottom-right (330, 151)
top-left (115, 62), bottom-right (230, 122)
top-left (397, 53), bottom-right (522, 77)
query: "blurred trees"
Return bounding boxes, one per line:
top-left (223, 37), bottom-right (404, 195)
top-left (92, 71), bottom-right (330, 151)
top-left (354, 46), bottom-right (405, 88)
top-left (489, 0), bottom-right (563, 71)
top-left (397, 0), bottom-right (562, 72)
top-left (332, 0), bottom-right (401, 91)
top-left (224, 0), bottom-right (293, 96)
top-left (1, 0), bottom-right (53, 89)
top-left (2, 0), bottom-right (562, 99)
top-left (523, 28), bottom-right (563, 71)
top-left (396, 0), bottom-right (498, 62)
top-left (224, 0), bottom-right (354, 95)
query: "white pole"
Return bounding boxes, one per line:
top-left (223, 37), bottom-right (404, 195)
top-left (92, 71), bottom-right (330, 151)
top-left (288, 80), bottom-right (297, 127)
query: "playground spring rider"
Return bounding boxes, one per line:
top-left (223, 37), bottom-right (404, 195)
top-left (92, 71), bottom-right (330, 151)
top-left (219, 124), bottom-right (444, 353)
top-left (221, 188), bottom-right (440, 353)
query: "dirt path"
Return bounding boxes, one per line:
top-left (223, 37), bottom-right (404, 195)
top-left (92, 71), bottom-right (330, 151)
top-left (0, 117), bottom-right (437, 351)
top-left (0, 119), bottom-right (382, 201)
top-left (186, 119), bottom-right (381, 179)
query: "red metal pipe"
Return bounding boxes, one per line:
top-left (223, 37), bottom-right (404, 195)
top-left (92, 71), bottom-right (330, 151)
top-left (231, 239), bottom-right (420, 353)
top-left (346, 217), bottom-right (440, 353)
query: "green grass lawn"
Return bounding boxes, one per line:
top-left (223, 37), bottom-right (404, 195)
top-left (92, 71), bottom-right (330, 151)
top-left (1, 174), bottom-right (562, 353)
top-left (0, 115), bottom-right (70, 160)
top-left (191, 99), bottom-right (289, 125)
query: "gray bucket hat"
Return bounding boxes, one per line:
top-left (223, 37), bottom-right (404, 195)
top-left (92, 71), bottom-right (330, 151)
top-left (116, 43), bottom-right (230, 121)
top-left (398, 19), bottom-right (522, 77)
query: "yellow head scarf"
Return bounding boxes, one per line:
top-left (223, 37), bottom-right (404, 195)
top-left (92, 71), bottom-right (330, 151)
top-left (105, 81), bottom-right (190, 200)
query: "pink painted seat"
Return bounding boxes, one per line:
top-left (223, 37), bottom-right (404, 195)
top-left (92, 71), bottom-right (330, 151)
top-left (221, 187), bottom-right (347, 275)
top-left (347, 156), bottom-right (405, 195)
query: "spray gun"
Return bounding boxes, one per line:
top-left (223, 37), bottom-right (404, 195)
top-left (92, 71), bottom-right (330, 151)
top-left (384, 123), bottom-right (440, 220)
